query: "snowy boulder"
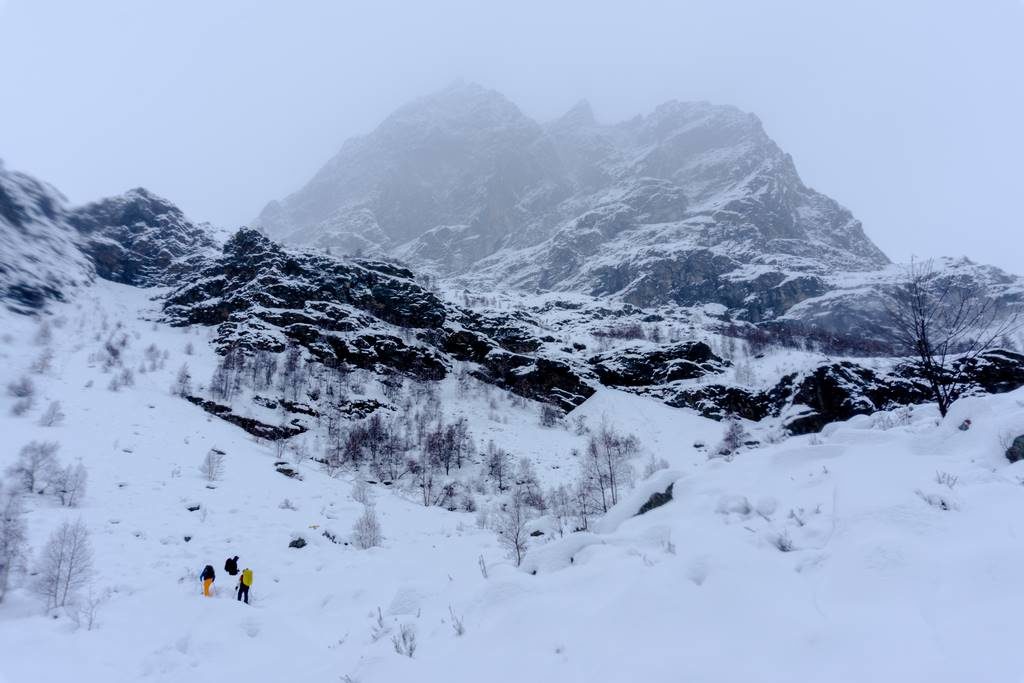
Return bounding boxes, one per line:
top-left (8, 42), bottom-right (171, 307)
top-left (519, 532), bottom-right (604, 575)
top-left (590, 470), bottom-right (683, 534)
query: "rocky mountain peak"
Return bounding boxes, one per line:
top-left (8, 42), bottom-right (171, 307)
top-left (67, 187), bottom-right (217, 287)
top-left (552, 99), bottom-right (596, 129)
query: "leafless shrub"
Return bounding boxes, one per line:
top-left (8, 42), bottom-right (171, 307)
top-left (391, 623), bottom-right (417, 658)
top-left (107, 368), bottom-right (134, 392)
top-left (935, 470), bottom-right (959, 490)
top-left (6, 376), bottom-right (35, 399)
top-left (70, 586), bottom-right (110, 631)
top-left (539, 404), bottom-right (562, 428)
top-left (351, 480), bottom-right (374, 506)
top-left (772, 530), bottom-right (795, 552)
top-left (172, 364), bottom-right (193, 397)
top-left (10, 397), bottom-right (34, 417)
top-left (199, 449), bottom-right (225, 482)
top-left (38, 401), bottom-right (65, 427)
top-left (35, 519), bottom-right (94, 610)
top-left (48, 462), bottom-right (88, 507)
top-left (351, 505), bottom-right (382, 549)
top-left (642, 455), bottom-right (670, 478)
top-left (477, 555), bottom-right (488, 579)
top-left (34, 320), bottom-right (53, 346)
top-left (715, 418), bottom-right (749, 460)
top-left (0, 485), bottom-right (28, 603)
top-left (30, 348), bottom-right (54, 374)
top-left (448, 605), bottom-right (465, 636)
top-left (369, 606), bottom-right (390, 642)
top-left (915, 489), bottom-right (959, 511)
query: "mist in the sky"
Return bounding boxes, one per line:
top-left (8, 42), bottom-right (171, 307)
top-left (0, 0), bottom-right (1021, 273)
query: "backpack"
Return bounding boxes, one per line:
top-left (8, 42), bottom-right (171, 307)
top-left (241, 568), bottom-right (253, 586)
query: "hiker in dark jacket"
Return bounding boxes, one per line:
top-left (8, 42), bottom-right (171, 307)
top-left (237, 567), bottom-right (253, 604)
top-left (200, 564), bottom-right (216, 597)
top-left (224, 556), bottom-right (239, 576)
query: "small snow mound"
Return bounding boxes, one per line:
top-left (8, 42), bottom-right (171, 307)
top-left (590, 469), bottom-right (683, 534)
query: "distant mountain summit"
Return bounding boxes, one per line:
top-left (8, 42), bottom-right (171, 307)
top-left (254, 82), bottom-right (893, 330)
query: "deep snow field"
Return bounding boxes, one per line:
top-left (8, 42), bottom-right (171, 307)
top-left (2, 281), bottom-right (1024, 683)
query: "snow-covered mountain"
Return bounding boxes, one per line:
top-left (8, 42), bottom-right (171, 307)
top-left (0, 161), bottom-right (93, 312)
top-left (254, 83), bottom-right (944, 341)
top-left (2, 115), bottom-right (1024, 682)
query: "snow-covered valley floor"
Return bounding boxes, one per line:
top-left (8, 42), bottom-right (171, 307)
top-left (2, 282), bottom-right (1024, 683)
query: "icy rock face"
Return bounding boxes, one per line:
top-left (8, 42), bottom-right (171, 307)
top-left (588, 341), bottom-right (730, 386)
top-left (256, 84), bottom-right (888, 324)
top-left (652, 349), bottom-right (1024, 433)
top-left (163, 227), bottom-right (451, 379)
top-left (67, 188), bottom-right (218, 287)
top-left (0, 161), bottom-right (94, 313)
top-left (162, 228), bottom-right (596, 409)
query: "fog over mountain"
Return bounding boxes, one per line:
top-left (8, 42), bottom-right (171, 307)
top-left (1, 1), bottom-right (1022, 274)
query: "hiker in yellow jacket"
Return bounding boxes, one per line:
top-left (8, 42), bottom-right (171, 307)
top-left (237, 567), bottom-right (253, 604)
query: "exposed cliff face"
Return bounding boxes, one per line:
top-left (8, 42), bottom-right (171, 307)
top-left (67, 188), bottom-right (218, 287)
top-left (162, 228), bottom-right (596, 411)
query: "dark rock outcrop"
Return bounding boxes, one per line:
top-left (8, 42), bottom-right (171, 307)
top-left (589, 341), bottom-right (728, 386)
top-left (653, 350), bottom-right (1024, 434)
top-left (165, 229), bottom-right (596, 410)
top-left (1006, 435), bottom-right (1024, 464)
top-left (636, 483), bottom-right (674, 516)
top-left (68, 188), bottom-right (217, 287)
top-left (184, 395), bottom-right (306, 440)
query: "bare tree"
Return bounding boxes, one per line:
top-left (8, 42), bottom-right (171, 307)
top-left (199, 449), bottom-right (225, 482)
top-left (493, 487), bottom-right (531, 566)
top-left (35, 519), bottom-right (94, 610)
top-left (48, 462), bottom-right (88, 507)
top-left (38, 400), bottom-right (66, 427)
top-left (485, 441), bottom-right (512, 492)
top-left (7, 441), bottom-right (60, 493)
top-left (716, 417), bottom-right (749, 459)
top-left (886, 259), bottom-right (1021, 417)
top-left (172, 364), bottom-right (193, 397)
top-left (0, 485), bottom-right (28, 603)
top-left (538, 404), bottom-right (562, 428)
top-left (581, 422), bottom-right (639, 512)
top-left (6, 376), bottom-right (35, 416)
top-left (352, 505), bottom-right (383, 549)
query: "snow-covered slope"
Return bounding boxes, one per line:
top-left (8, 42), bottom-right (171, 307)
top-left (0, 161), bottom-right (93, 313)
top-left (3, 283), bottom-right (1024, 682)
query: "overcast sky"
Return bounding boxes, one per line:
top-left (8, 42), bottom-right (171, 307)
top-left (1, 0), bottom-right (1021, 273)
